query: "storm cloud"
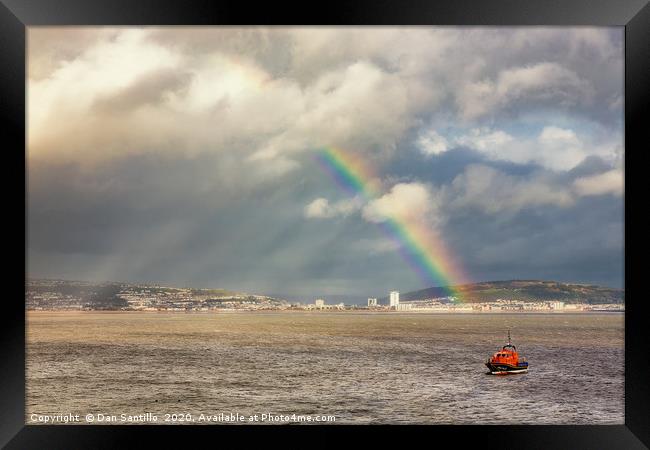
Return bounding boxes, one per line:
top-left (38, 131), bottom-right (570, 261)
top-left (27, 27), bottom-right (624, 298)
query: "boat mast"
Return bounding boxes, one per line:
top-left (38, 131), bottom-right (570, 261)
top-left (508, 329), bottom-right (511, 345)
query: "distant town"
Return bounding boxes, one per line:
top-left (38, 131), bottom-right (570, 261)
top-left (26, 279), bottom-right (624, 312)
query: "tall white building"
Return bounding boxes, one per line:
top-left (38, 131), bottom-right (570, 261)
top-left (389, 291), bottom-right (400, 308)
top-left (368, 298), bottom-right (377, 307)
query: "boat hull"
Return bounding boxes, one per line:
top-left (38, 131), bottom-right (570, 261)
top-left (485, 362), bottom-right (529, 375)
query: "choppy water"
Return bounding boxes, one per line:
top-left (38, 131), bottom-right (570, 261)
top-left (26, 311), bottom-right (624, 424)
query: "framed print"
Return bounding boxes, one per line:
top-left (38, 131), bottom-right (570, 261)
top-left (2, 0), bottom-right (648, 447)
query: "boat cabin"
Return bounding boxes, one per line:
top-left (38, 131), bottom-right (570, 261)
top-left (489, 344), bottom-right (522, 365)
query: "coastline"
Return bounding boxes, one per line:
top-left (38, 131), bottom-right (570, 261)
top-left (25, 309), bottom-right (624, 315)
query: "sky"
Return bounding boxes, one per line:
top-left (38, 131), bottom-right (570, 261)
top-left (27, 27), bottom-right (624, 300)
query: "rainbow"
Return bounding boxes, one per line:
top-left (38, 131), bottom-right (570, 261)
top-left (315, 147), bottom-right (466, 299)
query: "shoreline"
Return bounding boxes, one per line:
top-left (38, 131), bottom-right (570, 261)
top-left (25, 309), bottom-right (624, 315)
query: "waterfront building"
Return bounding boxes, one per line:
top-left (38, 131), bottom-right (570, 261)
top-left (389, 291), bottom-right (400, 308)
top-left (315, 299), bottom-right (325, 309)
top-left (368, 298), bottom-right (377, 307)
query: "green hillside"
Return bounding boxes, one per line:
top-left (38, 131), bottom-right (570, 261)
top-left (399, 280), bottom-right (624, 304)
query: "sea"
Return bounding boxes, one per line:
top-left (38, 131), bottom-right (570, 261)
top-left (26, 311), bottom-right (624, 425)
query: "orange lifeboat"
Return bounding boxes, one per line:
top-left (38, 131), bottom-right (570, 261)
top-left (485, 330), bottom-right (529, 375)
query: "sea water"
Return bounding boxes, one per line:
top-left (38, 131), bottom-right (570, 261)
top-left (26, 311), bottom-right (624, 424)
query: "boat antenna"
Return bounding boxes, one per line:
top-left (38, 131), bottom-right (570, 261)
top-left (508, 329), bottom-right (511, 345)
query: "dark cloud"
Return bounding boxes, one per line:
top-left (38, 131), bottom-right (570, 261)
top-left (27, 28), bottom-right (624, 297)
top-left (446, 194), bottom-right (623, 288)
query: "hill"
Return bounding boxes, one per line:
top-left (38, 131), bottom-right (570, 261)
top-left (396, 280), bottom-right (624, 304)
top-left (25, 279), bottom-right (288, 310)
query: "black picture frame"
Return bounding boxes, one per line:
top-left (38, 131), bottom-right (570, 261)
top-left (2, 0), bottom-right (648, 447)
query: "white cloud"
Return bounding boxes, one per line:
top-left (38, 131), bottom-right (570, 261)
top-left (29, 30), bottom-right (181, 158)
top-left (304, 198), bottom-right (330, 218)
top-left (30, 31), bottom-right (420, 175)
top-left (258, 61), bottom-right (416, 159)
top-left (417, 129), bottom-right (449, 155)
top-left (418, 124), bottom-right (620, 172)
top-left (536, 126), bottom-right (587, 170)
top-left (28, 27), bottom-right (623, 190)
top-left (538, 126), bottom-right (581, 144)
top-left (362, 182), bottom-right (442, 226)
top-left (304, 197), bottom-right (361, 219)
top-left (455, 127), bottom-right (514, 152)
top-left (573, 169), bottom-right (624, 197)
